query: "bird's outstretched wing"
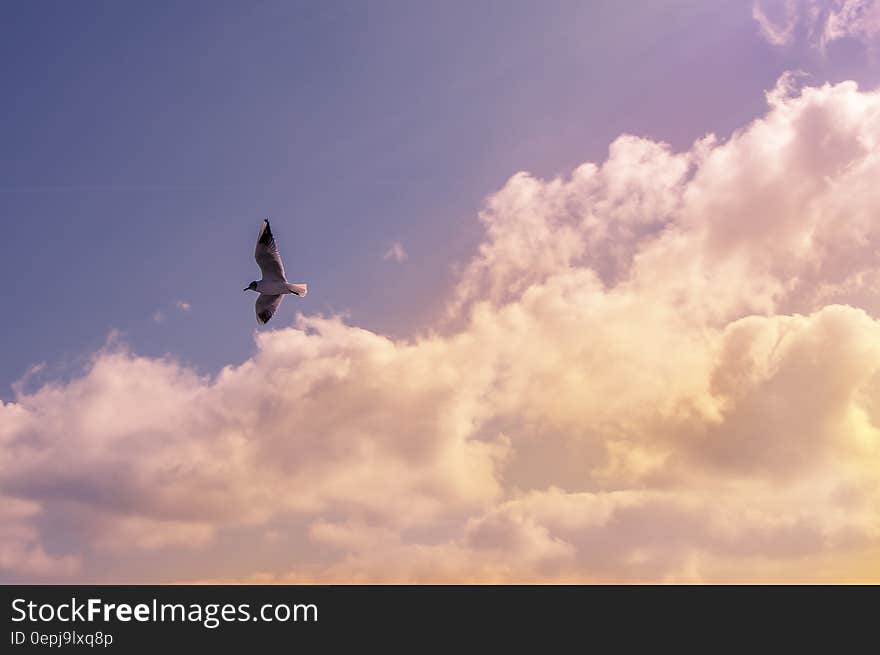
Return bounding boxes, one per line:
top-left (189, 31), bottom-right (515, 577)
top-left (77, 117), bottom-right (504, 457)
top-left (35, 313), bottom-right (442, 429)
top-left (255, 293), bottom-right (284, 325)
top-left (254, 219), bottom-right (286, 282)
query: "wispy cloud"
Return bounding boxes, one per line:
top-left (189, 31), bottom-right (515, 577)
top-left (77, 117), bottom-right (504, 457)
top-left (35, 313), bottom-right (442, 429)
top-left (754, 0), bottom-right (880, 49)
top-left (153, 302), bottom-right (190, 324)
top-left (823, 0), bottom-right (880, 45)
top-left (383, 241), bottom-right (408, 263)
top-left (753, 0), bottom-right (800, 45)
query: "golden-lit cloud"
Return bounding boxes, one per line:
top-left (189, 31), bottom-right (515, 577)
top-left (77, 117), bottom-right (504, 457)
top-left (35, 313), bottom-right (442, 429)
top-left (3, 77), bottom-right (880, 582)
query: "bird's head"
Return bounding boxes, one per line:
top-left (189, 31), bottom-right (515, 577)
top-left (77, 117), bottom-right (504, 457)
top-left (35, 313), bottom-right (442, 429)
top-left (243, 281), bottom-right (258, 292)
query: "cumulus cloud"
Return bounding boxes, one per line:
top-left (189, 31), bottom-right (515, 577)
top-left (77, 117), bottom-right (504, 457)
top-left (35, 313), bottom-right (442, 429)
top-left (0, 495), bottom-right (80, 577)
top-left (175, 301), bottom-right (192, 312)
top-left (4, 77), bottom-right (880, 582)
top-left (383, 241), bottom-right (408, 263)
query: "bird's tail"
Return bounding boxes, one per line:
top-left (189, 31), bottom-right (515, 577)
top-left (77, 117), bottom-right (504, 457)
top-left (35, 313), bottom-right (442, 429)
top-left (287, 283), bottom-right (308, 297)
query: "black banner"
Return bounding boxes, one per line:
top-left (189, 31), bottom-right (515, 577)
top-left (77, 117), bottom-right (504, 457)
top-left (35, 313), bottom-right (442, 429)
top-left (1, 585), bottom-right (875, 651)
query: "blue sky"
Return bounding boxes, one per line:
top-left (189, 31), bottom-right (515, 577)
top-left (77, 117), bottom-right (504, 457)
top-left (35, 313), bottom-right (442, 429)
top-left (2, 0), bottom-right (879, 398)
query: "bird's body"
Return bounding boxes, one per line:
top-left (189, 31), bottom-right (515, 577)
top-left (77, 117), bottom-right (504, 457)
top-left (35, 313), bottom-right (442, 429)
top-left (254, 279), bottom-right (306, 296)
top-left (244, 219), bottom-right (307, 324)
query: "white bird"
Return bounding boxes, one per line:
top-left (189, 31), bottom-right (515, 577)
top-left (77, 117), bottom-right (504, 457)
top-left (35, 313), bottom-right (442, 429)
top-left (244, 219), bottom-right (307, 324)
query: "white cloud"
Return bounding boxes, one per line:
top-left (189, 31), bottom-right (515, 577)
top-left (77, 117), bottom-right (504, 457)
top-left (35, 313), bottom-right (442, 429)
top-left (151, 311), bottom-right (165, 324)
top-left (4, 77), bottom-right (880, 582)
top-left (175, 301), bottom-right (192, 312)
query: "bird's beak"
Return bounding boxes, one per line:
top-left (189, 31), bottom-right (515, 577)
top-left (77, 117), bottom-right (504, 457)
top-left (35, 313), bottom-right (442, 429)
top-left (243, 287), bottom-right (249, 292)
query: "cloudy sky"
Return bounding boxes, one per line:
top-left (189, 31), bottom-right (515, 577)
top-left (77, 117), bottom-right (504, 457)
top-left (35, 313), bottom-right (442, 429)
top-left (4, 0), bottom-right (880, 582)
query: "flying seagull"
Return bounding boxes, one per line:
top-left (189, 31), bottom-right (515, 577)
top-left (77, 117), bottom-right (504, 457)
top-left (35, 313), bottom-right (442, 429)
top-left (244, 219), bottom-right (307, 325)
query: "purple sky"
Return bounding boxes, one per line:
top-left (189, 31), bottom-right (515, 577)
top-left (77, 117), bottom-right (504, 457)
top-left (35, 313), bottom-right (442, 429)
top-left (3, 0), bottom-right (864, 398)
